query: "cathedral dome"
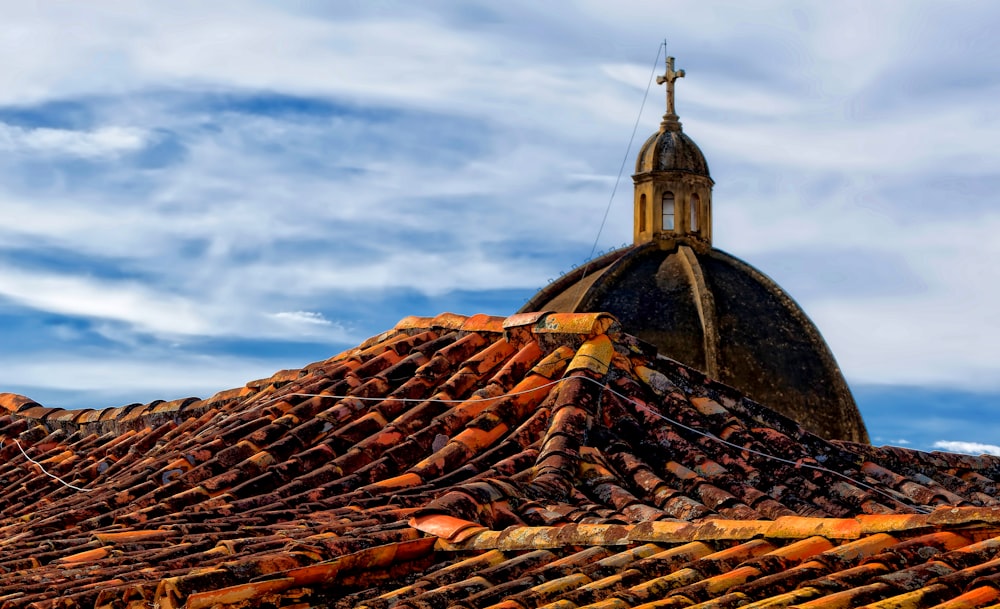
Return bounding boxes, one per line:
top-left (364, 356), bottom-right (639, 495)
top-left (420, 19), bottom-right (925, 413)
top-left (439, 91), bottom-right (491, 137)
top-left (521, 54), bottom-right (868, 443)
top-left (521, 243), bottom-right (869, 443)
top-left (636, 128), bottom-right (711, 177)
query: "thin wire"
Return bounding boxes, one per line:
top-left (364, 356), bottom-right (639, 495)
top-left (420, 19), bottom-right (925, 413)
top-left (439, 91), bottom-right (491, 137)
top-left (10, 370), bottom-right (925, 511)
top-left (589, 379), bottom-right (931, 515)
top-left (5, 439), bottom-right (94, 493)
top-left (525, 42), bottom-right (663, 306)
top-left (286, 374), bottom-right (930, 514)
top-left (572, 42), bottom-right (665, 299)
top-left (285, 383), bottom-right (553, 404)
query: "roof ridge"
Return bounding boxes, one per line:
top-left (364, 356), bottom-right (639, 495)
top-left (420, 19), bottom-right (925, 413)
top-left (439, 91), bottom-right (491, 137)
top-left (415, 506), bottom-right (1000, 550)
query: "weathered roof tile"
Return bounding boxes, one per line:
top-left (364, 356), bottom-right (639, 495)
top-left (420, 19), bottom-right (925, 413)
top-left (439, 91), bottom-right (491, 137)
top-left (3, 312), bottom-right (1000, 608)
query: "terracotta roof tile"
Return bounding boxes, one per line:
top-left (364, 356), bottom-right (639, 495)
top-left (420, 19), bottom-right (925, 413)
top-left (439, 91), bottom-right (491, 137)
top-left (3, 312), bottom-right (1000, 608)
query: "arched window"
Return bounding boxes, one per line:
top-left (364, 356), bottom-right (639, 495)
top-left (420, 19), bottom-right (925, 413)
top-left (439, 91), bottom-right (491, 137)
top-left (639, 194), bottom-right (647, 232)
top-left (662, 192), bottom-right (675, 231)
top-left (690, 193), bottom-right (700, 233)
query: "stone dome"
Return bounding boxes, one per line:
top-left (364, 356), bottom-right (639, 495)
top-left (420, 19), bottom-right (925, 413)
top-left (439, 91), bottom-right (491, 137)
top-left (521, 243), bottom-right (869, 443)
top-left (635, 128), bottom-right (711, 177)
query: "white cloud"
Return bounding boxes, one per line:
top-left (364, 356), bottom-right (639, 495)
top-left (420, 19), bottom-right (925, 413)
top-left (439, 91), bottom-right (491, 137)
top-left (0, 123), bottom-right (148, 158)
top-left (272, 311), bottom-right (333, 326)
top-left (0, 267), bottom-right (356, 343)
top-left (0, 351), bottom-right (290, 400)
top-left (0, 268), bottom-right (209, 336)
top-left (933, 441), bottom-right (1000, 457)
top-left (689, 96), bottom-right (1000, 177)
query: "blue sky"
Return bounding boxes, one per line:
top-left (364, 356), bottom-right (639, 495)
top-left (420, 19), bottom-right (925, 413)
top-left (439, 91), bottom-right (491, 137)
top-left (1, 1), bottom-right (999, 455)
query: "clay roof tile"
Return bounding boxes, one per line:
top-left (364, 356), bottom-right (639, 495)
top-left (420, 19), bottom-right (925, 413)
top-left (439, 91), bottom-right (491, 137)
top-left (4, 311), bottom-right (1000, 609)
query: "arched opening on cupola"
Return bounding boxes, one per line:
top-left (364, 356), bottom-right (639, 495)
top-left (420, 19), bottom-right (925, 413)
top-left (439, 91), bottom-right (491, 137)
top-left (639, 194), bottom-right (647, 232)
top-left (690, 193), bottom-right (700, 234)
top-left (662, 191), bottom-right (675, 231)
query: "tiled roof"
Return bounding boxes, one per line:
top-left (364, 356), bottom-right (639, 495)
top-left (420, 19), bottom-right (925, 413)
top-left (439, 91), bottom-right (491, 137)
top-left (1, 311), bottom-right (1000, 608)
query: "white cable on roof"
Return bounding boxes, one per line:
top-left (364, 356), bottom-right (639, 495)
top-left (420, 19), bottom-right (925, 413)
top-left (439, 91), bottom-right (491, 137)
top-left (285, 373), bottom-right (933, 515)
top-left (4, 438), bottom-right (94, 493)
top-left (2, 370), bottom-right (931, 512)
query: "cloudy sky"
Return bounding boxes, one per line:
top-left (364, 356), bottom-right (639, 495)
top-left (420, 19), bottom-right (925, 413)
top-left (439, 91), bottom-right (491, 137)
top-left (0, 1), bottom-right (998, 454)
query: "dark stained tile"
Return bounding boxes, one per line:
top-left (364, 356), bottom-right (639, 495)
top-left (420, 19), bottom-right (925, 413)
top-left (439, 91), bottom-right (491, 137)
top-left (2, 312), bottom-right (1000, 608)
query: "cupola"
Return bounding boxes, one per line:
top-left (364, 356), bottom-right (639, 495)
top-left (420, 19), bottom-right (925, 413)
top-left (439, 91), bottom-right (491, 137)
top-left (633, 56), bottom-right (714, 248)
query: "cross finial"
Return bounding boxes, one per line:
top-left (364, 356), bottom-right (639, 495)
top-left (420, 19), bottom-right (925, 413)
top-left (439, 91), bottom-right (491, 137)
top-left (656, 55), bottom-right (685, 131)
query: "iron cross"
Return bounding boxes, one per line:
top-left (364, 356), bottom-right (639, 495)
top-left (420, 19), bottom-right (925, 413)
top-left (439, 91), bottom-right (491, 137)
top-left (656, 56), bottom-right (685, 117)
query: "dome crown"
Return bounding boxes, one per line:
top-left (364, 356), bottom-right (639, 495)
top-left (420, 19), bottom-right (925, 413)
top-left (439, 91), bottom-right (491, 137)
top-left (635, 129), bottom-right (711, 177)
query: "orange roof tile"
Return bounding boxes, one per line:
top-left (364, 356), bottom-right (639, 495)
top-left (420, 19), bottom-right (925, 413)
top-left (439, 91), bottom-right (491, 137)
top-left (1, 312), bottom-right (1000, 608)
